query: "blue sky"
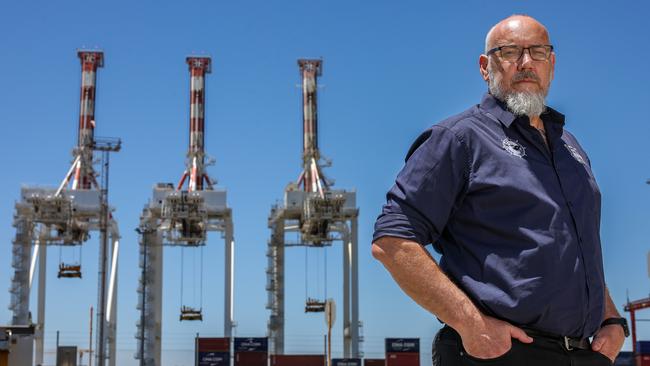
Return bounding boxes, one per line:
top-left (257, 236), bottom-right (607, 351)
top-left (0, 1), bottom-right (649, 365)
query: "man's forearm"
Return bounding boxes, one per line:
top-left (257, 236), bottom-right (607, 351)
top-left (371, 236), bottom-right (483, 333)
top-left (603, 287), bottom-right (621, 319)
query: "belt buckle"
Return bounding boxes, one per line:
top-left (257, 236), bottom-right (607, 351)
top-left (563, 336), bottom-right (573, 351)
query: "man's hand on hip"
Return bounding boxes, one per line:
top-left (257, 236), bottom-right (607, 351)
top-left (591, 324), bottom-right (625, 362)
top-left (457, 314), bottom-right (533, 359)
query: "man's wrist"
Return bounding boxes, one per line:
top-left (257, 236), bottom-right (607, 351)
top-left (600, 317), bottom-right (629, 338)
top-left (451, 305), bottom-right (486, 336)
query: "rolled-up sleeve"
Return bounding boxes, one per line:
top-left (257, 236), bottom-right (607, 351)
top-left (373, 125), bottom-right (470, 246)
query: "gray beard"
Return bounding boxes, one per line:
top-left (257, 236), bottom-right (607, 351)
top-left (488, 72), bottom-right (547, 118)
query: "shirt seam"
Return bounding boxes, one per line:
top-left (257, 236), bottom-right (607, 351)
top-left (424, 124), bottom-right (472, 203)
top-left (440, 121), bottom-right (477, 184)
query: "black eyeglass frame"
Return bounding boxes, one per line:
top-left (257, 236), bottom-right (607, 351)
top-left (486, 44), bottom-right (554, 61)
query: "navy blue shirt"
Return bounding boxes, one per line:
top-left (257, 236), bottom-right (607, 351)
top-left (373, 93), bottom-right (605, 338)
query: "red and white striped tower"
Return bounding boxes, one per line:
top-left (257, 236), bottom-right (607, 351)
top-left (73, 50), bottom-right (104, 190)
top-left (178, 56), bottom-right (212, 192)
top-left (298, 59), bottom-right (323, 194)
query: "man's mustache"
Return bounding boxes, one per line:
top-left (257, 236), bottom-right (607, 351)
top-left (512, 71), bottom-right (540, 82)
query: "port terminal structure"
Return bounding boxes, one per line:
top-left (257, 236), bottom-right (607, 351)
top-left (135, 56), bottom-right (235, 366)
top-left (266, 59), bottom-right (361, 358)
top-left (6, 50), bottom-right (121, 366)
top-left (624, 294), bottom-right (650, 354)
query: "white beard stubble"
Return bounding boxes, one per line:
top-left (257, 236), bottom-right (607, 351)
top-left (488, 66), bottom-right (548, 118)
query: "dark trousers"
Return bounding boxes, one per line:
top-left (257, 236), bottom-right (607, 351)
top-left (432, 326), bottom-right (612, 366)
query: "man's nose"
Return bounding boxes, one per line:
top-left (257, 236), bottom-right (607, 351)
top-left (517, 49), bottom-right (534, 68)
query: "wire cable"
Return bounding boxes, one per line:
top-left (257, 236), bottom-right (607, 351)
top-left (316, 247), bottom-right (321, 299)
top-left (200, 246), bottom-right (204, 309)
top-left (324, 246), bottom-right (328, 300)
top-left (193, 247), bottom-right (197, 305)
top-left (180, 248), bottom-right (184, 309)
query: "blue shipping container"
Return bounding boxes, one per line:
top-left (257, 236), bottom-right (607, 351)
top-left (332, 358), bottom-right (362, 366)
top-left (385, 338), bottom-right (420, 353)
top-left (198, 351), bottom-right (229, 366)
top-left (637, 341), bottom-right (650, 355)
top-left (234, 337), bottom-right (268, 352)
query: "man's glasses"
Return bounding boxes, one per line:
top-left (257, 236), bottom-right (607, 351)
top-left (486, 45), bottom-right (554, 62)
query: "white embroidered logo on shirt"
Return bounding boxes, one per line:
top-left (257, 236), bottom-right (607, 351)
top-left (565, 144), bottom-right (586, 164)
top-left (502, 137), bottom-right (526, 158)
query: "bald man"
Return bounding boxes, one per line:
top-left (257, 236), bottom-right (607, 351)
top-left (372, 15), bottom-right (627, 366)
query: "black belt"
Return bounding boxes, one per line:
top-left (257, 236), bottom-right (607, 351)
top-left (521, 327), bottom-right (590, 351)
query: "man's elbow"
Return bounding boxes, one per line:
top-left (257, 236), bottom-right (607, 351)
top-left (372, 236), bottom-right (426, 264)
top-left (372, 236), bottom-right (404, 265)
top-left (371, 241), bottom-right (387, 262)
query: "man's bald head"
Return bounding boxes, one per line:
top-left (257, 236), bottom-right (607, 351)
top-left (479, 15), bottom-right (556, 119)
top-left (485, 15), bottom-right (551, 53)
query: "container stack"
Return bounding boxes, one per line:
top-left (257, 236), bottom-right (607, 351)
top-left (56, 346), bottom-right (77, 366)
top-left (363, 359), bottom-right (385, 366)
top-left (385, 338), bottom-right (419, 366)
top-left (332, 358), bottom-right (362, 366)
top-left (234, 337), bottom-right (268, 366)
top-left (637, 341), bottom-right (650, 366)
top-left (270, 354), bottom-right (325, 366)
top-left (195, 337), bottom-right (230, 366)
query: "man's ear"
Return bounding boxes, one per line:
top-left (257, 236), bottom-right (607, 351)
top-left (479, 55), bottom-right (489, 82)
top-left (549, 52), bottom-right (556, 81)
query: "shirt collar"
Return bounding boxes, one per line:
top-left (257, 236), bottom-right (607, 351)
top-left (479, 92), bottom-right (566, 128)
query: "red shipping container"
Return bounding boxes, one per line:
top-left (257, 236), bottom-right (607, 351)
top-left (197, 337), bottom-right (230, 352)
top-left (364, 359), bottom-right (385, 366)
top-left (271, 354), bottom-right (325, 366)
top-left (386, 352), bottom-right (419, 366)
top-left (637, 354), bottom-right (650, 366)
top-left (235, 352), bottom-right (268, 366)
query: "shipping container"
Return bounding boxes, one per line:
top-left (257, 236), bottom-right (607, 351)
top-left (386, 352), bottom-right (419, 366)
top-left (363, 359), bottom-right (385, 366)
top-left (638, 341), bottom-right (650, 355)
top-left (235, 337), bottom-right (268, 353)
top-left (615, 351), bottom-right (635, 366)
top-left (332, 358), bottom-right (361, 366)
top-left (271, 354), bottom-right (325, 366)
top-left (235, 351), bottom-right (268, 366)
top-left (56, 346), bottom-right (77, 366)
top-left (636, 354), bottom-right (650, 366)
top-left (385, 339), bottom-right (420, 353)
top-left (197, 351), bottom-right (230, 366)
top-left (197, 337), bottom-right (231, 352)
